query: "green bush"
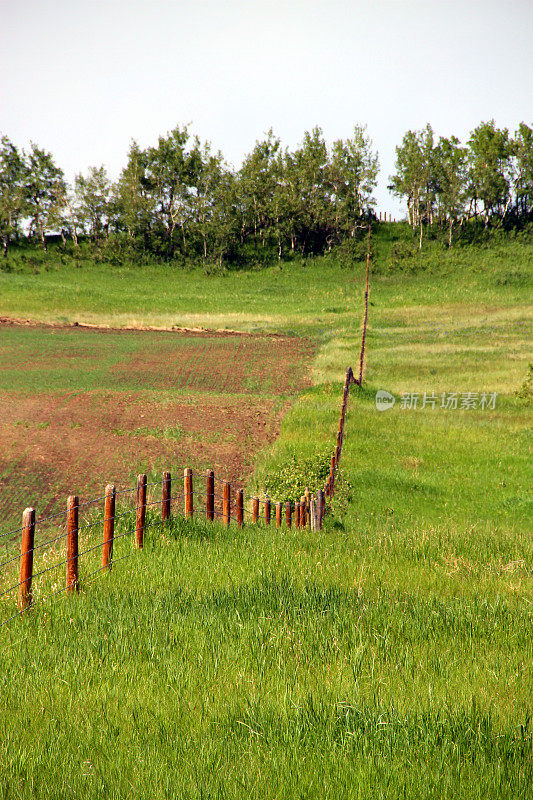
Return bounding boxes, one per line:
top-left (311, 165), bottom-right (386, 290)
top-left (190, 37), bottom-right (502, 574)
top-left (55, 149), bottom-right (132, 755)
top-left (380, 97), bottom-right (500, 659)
top-left (260, 447), bottom-right (332, 503)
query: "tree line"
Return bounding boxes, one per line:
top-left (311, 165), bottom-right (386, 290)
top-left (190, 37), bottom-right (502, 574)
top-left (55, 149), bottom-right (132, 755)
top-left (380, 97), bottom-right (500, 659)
top-left (390, 120), bottom-right (533, 247)
top-left (0, 125), bottom-right (378, 262)
top-left (1, 119), bottom-right (531, 262)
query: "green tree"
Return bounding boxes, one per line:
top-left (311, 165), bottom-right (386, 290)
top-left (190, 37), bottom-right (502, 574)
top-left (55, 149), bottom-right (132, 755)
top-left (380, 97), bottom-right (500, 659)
top-left (433, 135), bottom-right (469, 245)
top-left (75, 165), bottom-right (113, 242)
top-left (188, 138), bottom-right (228, 259)
top-left (116, 141), bottom-right (155, 247)
top-left (0, 135), bottom-right (28, 257)
top-left (468, 120), bottom-right (513, 224)
top-left (389, 125), bottom-right (435, 248)
top-left (290, 127), bottom-right (331, 253)
top-left (142, 125), bottom-right (203, 256)
top-left (238, 130), bottom-right (282, 250)
top-left (329, 124), bottom-right (379, 242)
top-left (513, 122), bottom-right (533, 216)
top-left (26, 143), bottom-right (66, 251)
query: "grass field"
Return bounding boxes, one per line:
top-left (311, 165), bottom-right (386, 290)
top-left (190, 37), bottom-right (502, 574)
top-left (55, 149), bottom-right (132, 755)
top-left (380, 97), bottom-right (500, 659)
top-left (0, 226), bottom-right (532, 798)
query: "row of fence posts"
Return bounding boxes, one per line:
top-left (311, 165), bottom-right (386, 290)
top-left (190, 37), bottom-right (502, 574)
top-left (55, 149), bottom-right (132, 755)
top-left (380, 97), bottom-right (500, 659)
top-left (15, 366), bottom-right (355, 614)
top-left (378, 212), bottom-right (396, 222)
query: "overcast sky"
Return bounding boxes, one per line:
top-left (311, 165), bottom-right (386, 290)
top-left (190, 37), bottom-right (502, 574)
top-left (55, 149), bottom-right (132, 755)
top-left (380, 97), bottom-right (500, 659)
top-left (2, 0), bottom-right (532, 216)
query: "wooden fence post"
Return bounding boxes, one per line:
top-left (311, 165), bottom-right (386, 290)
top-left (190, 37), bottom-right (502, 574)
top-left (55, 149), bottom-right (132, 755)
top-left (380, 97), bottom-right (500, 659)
top-left (66, 495), bottom-right (79, 593)
top-left (336, 432), bottom-right (342, 466)
top-left (184, 468), bottom-right (193, 518)
top-left (18, 507), bottom-right (35, 611)
top-left (286, 502), bottom-right (292, 528)
top-left (310, 497), bottom-right (317, 531)
top-left (162, 471), bottom-right (171, 521)
top-left (300, 495), bottom-right (307, 527)
top-left (295, 502), bottom-right (300, 528)
top-left (276, 502), bottom-right (282, 527)
top-left (102, 484), bottom-right (115, 570)
top-left (136, 474), bottom-right (147, 548)
top-left (252, 497), bottom-right (259, 523)
top-left (264, 497), bottom-right (271, 525)
top-left (237, 489), bottom-right (244, 527)
top-left (206, 470), bottom-right (214, 521)
top-left (318, 489), bottom-right (325, 529)
top-left (223, 481), bottom-right (231, 527)
top-left (305, 488), bottom-right (311, 525)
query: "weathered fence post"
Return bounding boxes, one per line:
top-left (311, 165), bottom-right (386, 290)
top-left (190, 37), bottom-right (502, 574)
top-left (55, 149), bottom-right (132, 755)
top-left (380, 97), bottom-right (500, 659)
top-left (276, 502), bottom-right (282, 527)
top-left (295, 502), bottom-right (300, 528)
top-left (66, 495), bottom-right (79, 593)
top-left (237, 489), bottom-right (244, 527)
top-left (223, 481), bottom-right (231, 527)
top-left (317, 489), bottom-right (325, 529)
top-left (310, 497), bottom-right (317, 532)
top-left (102, 484), bottom-right (115, 570)
top-left (264, 497), bottom-right (271, 525)
top-left (252, 497), bottom-right (259, 523)
top-left (206, 470), bottom-right (214, 521)
top-left (305, 488), bottom-right (311, 524)
top-left (162, 471), bottom-right (171, 521)
top-left (136, 474), bottom-right (147, 548)
top-left (18, 507), bottom-right (35, 611)
top-left (300, 495), bottom-right (307, 527)
top-left (184, 468), bottom-right (193, 518)
top-left (285, 502), bottom-right (292, 528)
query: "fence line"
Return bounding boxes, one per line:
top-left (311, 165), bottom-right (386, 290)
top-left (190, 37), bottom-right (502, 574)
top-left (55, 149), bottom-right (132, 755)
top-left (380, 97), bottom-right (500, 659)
top-left (0, 363), bottom-right (357, 628)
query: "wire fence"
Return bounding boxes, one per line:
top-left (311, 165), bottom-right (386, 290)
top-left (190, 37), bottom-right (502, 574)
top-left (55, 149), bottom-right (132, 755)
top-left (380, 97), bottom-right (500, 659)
top-left (0, 359), bottom-right (358, 629)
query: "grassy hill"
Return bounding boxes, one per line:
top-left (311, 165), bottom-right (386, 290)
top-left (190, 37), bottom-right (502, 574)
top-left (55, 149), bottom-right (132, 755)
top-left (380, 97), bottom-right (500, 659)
top-left (0, 225), bottom-right (532, 798)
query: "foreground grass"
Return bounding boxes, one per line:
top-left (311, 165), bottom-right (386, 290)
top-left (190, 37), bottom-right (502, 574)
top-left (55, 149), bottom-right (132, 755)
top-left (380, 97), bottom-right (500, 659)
top-left (0, 227), bottom-right (532, 798)
top-left (1, 511), bottom-right (531, 799)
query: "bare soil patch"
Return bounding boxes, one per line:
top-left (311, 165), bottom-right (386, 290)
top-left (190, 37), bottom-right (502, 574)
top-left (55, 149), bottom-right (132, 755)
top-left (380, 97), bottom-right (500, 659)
top-left (0, 326), bottom-right (315, 540)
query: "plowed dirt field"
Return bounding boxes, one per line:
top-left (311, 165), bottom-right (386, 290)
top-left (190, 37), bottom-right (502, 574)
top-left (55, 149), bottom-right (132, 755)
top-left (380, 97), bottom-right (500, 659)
top-left (0, 323), bottom-right (315, 542)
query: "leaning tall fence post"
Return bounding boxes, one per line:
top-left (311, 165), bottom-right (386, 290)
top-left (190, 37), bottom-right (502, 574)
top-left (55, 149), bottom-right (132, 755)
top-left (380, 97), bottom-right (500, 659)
top-left (162, 471), bottom-right (171, 521)
top-left (252, 497), bottom-right (259, 523)
top-left (18, 507), bottom-right (35, 611)
top-left (184, 468), bottom-right (193, 518)
top-left (66, 495), bottom-right (79, 593)
top-left (136, 474), bottom-right (147, 548)
top-left (102, 484), bottom-right (115, 570)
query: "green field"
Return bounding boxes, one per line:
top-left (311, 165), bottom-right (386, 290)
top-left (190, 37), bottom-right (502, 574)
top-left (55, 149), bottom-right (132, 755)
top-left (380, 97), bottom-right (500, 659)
top-left (0, 227), bottom-right (532, 798)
